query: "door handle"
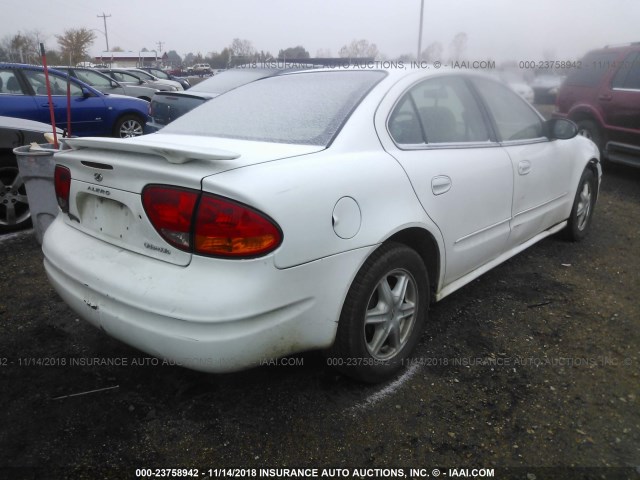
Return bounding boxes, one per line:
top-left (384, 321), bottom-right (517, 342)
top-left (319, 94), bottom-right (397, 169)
top-left (598, 94), bottom-right (612, 102)
top-left (518, 160), bottom-right (531, 175)
top-left (431, 175), bottom-right (452, 195)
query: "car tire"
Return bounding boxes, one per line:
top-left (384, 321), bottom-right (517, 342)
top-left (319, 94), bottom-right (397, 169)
top-left (576, 119), bottom-right (604, 156)
top-left (113, 114), bottom-right (144, 138)
top-left (563, 167), bottom-right (597, 242)
top-left (0, 155), bottom-right (31, 233)
top-left (328, 242), bottom-right (429, 383)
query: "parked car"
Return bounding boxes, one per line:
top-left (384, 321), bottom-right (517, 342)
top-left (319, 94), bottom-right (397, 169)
top-left (554, 42), bottom-right (640, 168)
top-left (126, 69), bottom-right (184, 91)
top-left (0, 63), bottom-right (148, 138)
top-left (531, 73), bottom-right (565, 104)
top-left (0, 116), bottom-right (62, 232)
top-left (140, 67), bottom-right (190, 90)
top-left (98, 68), bottom-right (180, 92)
top-left (43, 68), bottom-right (600, 383)
top-left (494, 71), bottom-right (535, 103)
top-left (54, 66), bottom-right (159, 101)
top-left (145, 67), bottom-right (300, 133)
top-left (191, 63), bottom-right (213, 75)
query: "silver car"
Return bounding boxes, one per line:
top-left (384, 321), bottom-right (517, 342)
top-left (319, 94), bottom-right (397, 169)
top-left (99, 68), bottom-right (179, 92)
top-left (55, 67), bottom-right (159, 101)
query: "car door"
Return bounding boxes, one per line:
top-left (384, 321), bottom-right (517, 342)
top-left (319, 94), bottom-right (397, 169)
top-left (471, 76), bottom-right (574, 247)
top-left (21, 69), bottom-right (108, 136)
top-left (0, 67), bottom-right (40, 121)
top-left (605, 51), bottom-right (640, 145)
top-left (377, 74), bottom-right (514, 285)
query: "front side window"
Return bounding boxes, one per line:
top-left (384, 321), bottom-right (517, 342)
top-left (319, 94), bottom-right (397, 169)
top-left (472, 77), bottom-right (543, 142)
top-left (23, 70), bottom-right (83, 97)
top-left (388, 75), bottom-right (490, 145)
top-left (164, 71), bottom-right (386, 146)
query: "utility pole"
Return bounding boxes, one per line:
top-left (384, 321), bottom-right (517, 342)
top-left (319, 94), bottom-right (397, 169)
top-left (156, 41), bottom-right (164, 53)
top-left (97, 12), bottom-right (111, 52)
top-left (417, 0), bottom-right (424, 61)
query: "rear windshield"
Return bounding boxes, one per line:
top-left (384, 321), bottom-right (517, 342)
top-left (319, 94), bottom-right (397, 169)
top-left (163, 71), bottom-right (386, 146)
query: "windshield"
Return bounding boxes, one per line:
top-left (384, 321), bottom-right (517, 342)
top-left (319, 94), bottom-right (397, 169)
top-left (190, 69), bottom-right (281, 94)
top-left (163, 70), bottom-right (386, 146)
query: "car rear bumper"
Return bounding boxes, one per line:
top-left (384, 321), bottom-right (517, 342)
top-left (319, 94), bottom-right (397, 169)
top-left (42, 216), bottom-right (371, 372)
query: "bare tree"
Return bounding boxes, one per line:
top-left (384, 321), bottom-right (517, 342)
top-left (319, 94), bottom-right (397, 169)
top-left (277, 46), bottom-right (310, 60)
top-left (449, 32), bottom-right (467, 62)
top-left (56, 28), bottom-right (96, 65)
top-left (229, 38), bottom-right (255, 59)
top-left (338, 39), bottom-right (379, 59)
top-left (421, 42), bottom-right (443, 62)
top-left (2, 32), bottom-right (41, 63)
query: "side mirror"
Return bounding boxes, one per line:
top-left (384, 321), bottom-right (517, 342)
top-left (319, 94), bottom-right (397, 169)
top-left (110, 80), bottom-right (120, 88)
top-left (81, 87), bottom-right (92, 98)
top-left (545, 118), bottom-right (578, 140)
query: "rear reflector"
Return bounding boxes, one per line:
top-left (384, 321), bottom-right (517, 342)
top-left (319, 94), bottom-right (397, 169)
top-left (54, 165), bottom-right (71, 213)
top-left (142, 185), bottom-right (282, 258)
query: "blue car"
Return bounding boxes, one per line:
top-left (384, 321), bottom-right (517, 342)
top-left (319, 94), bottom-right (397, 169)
top-left (0, 63), bottom-right (149, 138)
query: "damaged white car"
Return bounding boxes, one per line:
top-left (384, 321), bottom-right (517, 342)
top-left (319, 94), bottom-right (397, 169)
top-left (43, 68), bottom-right (600, 382)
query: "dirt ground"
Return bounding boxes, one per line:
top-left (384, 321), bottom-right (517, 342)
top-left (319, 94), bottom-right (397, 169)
top-left (0, 161), bottom-right (638, 480)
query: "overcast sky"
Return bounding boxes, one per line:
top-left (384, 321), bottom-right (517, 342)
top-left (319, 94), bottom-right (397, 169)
top-left (2, 0), bottom-right (638, 62)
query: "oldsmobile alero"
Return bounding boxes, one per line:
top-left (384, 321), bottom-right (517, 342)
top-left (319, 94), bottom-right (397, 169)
top-left (42, 67), bottom-right (600, 382)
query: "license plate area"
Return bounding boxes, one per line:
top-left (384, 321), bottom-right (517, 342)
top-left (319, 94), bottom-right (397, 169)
top-left (77, 193), bottom-right (134, 241)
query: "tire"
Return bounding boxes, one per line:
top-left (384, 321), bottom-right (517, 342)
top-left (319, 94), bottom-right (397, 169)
top-left (113, 114), bottom-right (144, 138)
top-left (576, 119), bottom-right (604, 156)
top-left (563, 167), bottom-right (597, 242)
top-left (328, 242), bottom-right (429, 383)
top-left (0, 155), bottom-right (31, 233)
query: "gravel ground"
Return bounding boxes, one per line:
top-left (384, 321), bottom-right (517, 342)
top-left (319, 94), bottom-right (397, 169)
top-left (0, 162), bottom-right (638, 480)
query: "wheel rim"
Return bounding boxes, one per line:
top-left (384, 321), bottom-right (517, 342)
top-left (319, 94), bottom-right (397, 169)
top-left (364, 268), bottom-right (418, 361)
top-left (576, 180), bottom-right (592, 231)
top-left (0, 166), bottom-right (30, 228)
top-left (119, 119), bottom-right (143, 138)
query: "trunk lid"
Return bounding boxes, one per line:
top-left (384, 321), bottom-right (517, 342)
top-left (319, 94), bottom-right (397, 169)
top-left (55, 134), bottom-right (323, 266)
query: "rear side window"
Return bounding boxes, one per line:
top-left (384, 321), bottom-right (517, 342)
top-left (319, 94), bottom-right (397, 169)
top-left (472, 77), bottom-right (543, 142)
top-left (0, 69), bottom-right (24, 95)
top-left (565, 51), bottom-right (619, 87)
top-left (163, 71), bottom-right (386, 146)
top-left (389, 75), bottom-right (490, 144)
top-left (611, 52), bottom-right (640, 90)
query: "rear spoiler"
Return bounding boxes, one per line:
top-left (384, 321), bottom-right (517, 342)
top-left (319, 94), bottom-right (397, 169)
top-left (61, 137), bottom-right (240, 164)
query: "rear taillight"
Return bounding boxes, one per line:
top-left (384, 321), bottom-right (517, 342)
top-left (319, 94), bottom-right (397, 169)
top-left (194, 195), bottom-right (282, 257)
top-left (54, 165), bottom-right (71, 213)
top-left (142, 186), bottom-right (282, 258)
top-left (142, 186), bottom-right (198, 249)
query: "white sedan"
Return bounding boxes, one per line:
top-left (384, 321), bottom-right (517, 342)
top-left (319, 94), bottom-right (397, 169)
top-left (43, 67), bottom-right (600, 383)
